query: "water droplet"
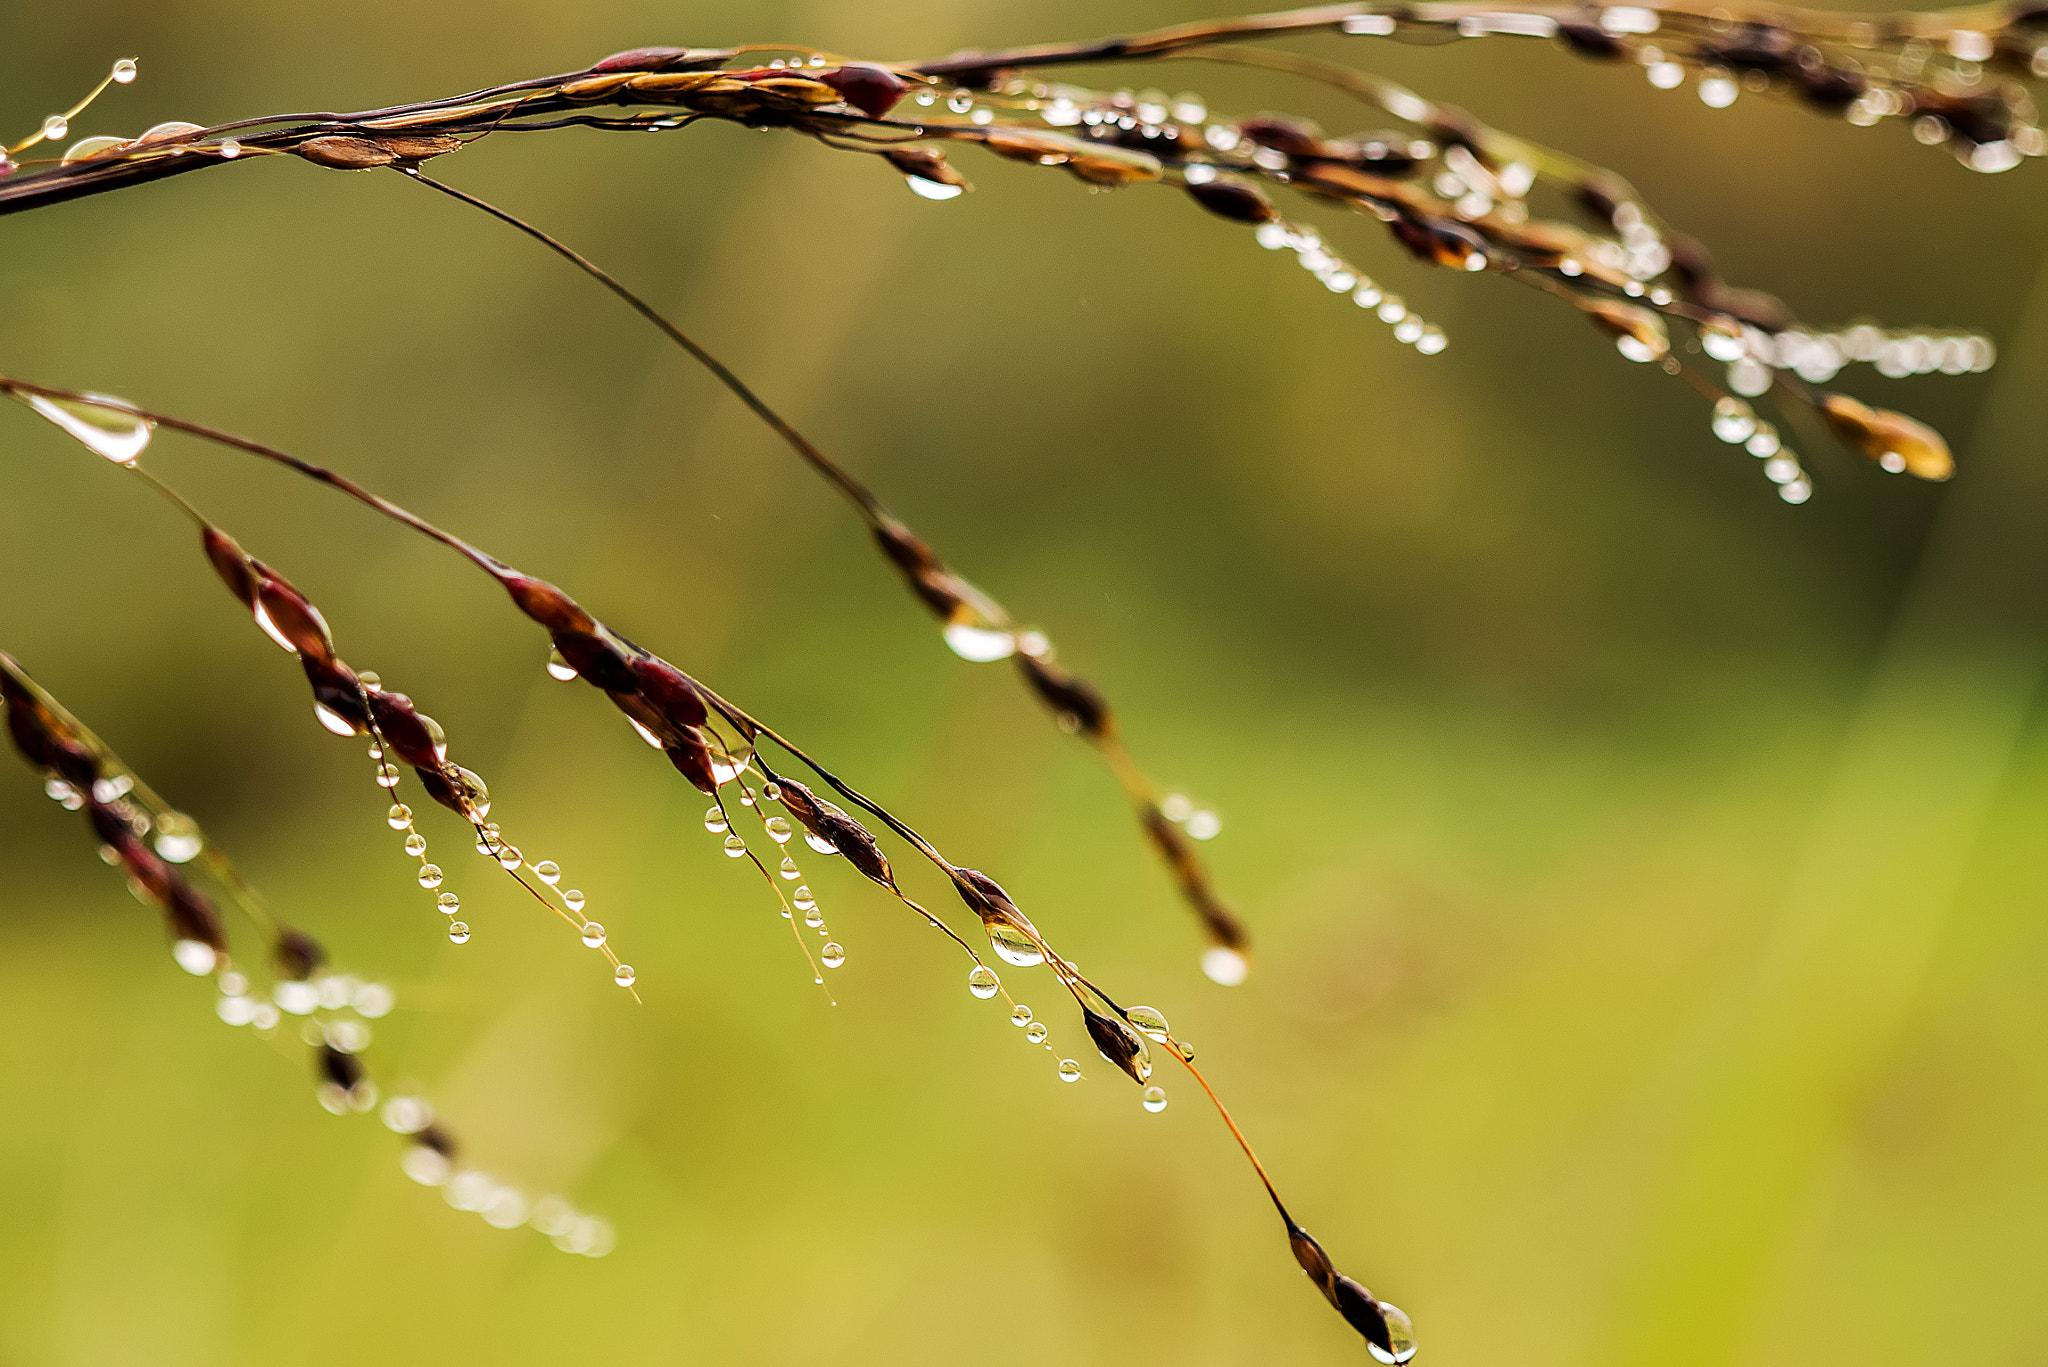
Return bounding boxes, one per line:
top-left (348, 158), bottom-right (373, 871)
top-left (153, 814), bottom-right (201, 863)
top-left (172, 939), bottom-right (217, 976)
top-left (417, 864), bottom-right (444, 890)
top-left (1201, 946), bottom-right (1249, 986)
top-left (763, 816), bottom-right (793, 844)
top-left (708, 739), bottom-right (753, 786)
top-left (546, 647), bottom-right (578, 681)
top-left (943, 621), bottom-right (1016, 661)
top-left (1142, 1085), bottom-right (1168, 1112)
top-left (762, 783), bottom-right (781, 802)
top-left (311, 700), bottom-right (356, 736)
top-left (534, 860), bottom-right (561, 885)
top-left (497, 845), bottom-right (523, 871)
top-left (1057, 1058), bottom-right (1082, 1082)
top-left (375, 762), bottom-right (402, 788)
top-left (947, 91), bottom-right (973, 113)
top-left (1368, 1303), bottom-right (1419, 1364)
top-left (722, 834), bottom-right (748, 859)
top-left (564, 889), bottom-right (587, 913)
top-left (792, 886), bottom-right (817, 912)
top-left (58, 134), bottom-right (127, 166)
top-left (614, 963), bottom-right (636, 987)
top-left (1127, 1005), bottom-right (1172, 1042)
top-left (437, 891), bottom-right (460, 914)
top-left (1697, 73), bottom-right (1738, 108)
top-left (20, 391), bottom-right (152, 464)
top-left (967, 965), bottom-right (1001, 999)
top-left (906, 175), bottom-right (964, 200)
top-left (447, 921), bottom-right (471, 944)
top-left (804, 832), bottom-right (839, 856)
top-left (738, 788), bottom-right (756, 806)
top-left (804, 907), bottom-right (826, 931)
top-left (112, 58), bottom-right (137, 83)
top-left (386, 803), bottom-right (413, 830)
top-left (778, 857), bottom-right (801, 880)
top-left (403, 833), bottom-right (427, 858)
top-left (988, 923), bottom-right (1045, 967)
top-left (1184, 810), bottom-right (1222, 840)
top-left (41, 114), bottom-right (68, 140)
top-left (1010, 1005), bottom-right (1033, 1027)
top-left (1711, 396), bottom-right (1756, 443)
top-left (820, 942), bottom-right (846, 969)
top-left (1025, 1022), bottom-right (1049, 1044)
top-left (704, 806), bottom-right (728, 834)
top-left (218, 138), bottom-right (241, 158)
top-left (475, 825), bottom-right (502, 855)
top-left (581, 922), bottom-right (607, 948)
top-left (357, 671), bottom-right (381, 691)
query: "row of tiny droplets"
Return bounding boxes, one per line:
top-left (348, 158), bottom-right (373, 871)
top-left (39, 763), bottom-right (612, 1253)
top-left (700, 751), bottom-right (1178, 1111)
top-left (356, 666), bottom-right (634, 988)
top-left (1, 58), bottom-right (255, 176)
top-left (1339, 8), bottom-right (2045, 173)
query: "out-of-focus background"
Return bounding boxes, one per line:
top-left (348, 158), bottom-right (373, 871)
top-left (1, 2), bottom-right (2045, 1363)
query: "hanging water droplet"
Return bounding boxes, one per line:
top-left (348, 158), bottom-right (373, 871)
top-left (707, 739), bottom-right (753, 786)
top-left (1057, 1058), bottom-right (1082, 1082)
top-left (20, 391), bottom-right (152, 464)
top-left (534, 860), bottom-right (561, 885)
top-left (1711, 396), bottom-right (1757, 443)
top-left (722, 834), bottom-right (748, 859)
top-left (804, 907), bottom-right (825, 930)
top-left (820, 942), bottom-right (846, 969)
top-left (1175, 1040), bottom-right (1196, 1061)
top-left (1025, 1022), bottom-right (1049, 1044)
top-left (778, 856), bottom-right (801, 880)
top-left (1010, 1004), bottom-right (1034, 1027)
top-left (967, 965), bottom-right (1001, 999)
top-left (1126, 1005), bottom-right (1172, 1042)
top-left (375, 762), bottom-right (402, 788)
top-left (112, 58), bottom-right (138, 83)
top-left (763, 816), bottom-right (793, 844)
top-left (804, 832), bottom-right (839, 856)
top-left (453, 768), bottom-right (490, 818)
top-left (987, 923), bottom-right (1046, 967)
top-left (417, 864), bottom-right (444, 890)
top-left (545, 647), bottom-right (578, 681)
top-left (942, 621), bottom-right (1016, 661)
top-left (1201, 946), bottom-right (1249, 986)
top-left (420, 714), bottom-right (447, 762)
top-left (564, 889), bottom-right (587, 913)
top-left (704, 806), bottom-right (728, 834)
top-left (762, 782), bottom-right (781, 802)
top-left (738, 788), bottom-right (756, 806)
top-left (437, 891), bottom-right (460, 914)
top-left (218, 138), bottom-right (241, 158)
top-left (403, 832), bottom-right (427, 858)
top-left (41, 114), bottom-right (69, 140)
top-left (792, 886), bottom-right (817, 912)
top-left (1368, 1303), bottom-right (1419, 1364)
top-left (447, 921), bottom-right (471, 945)
top-left (386, 803), bottom-right (412, 830)
top-left (905, 175), bottom-right (964, 200)
top-left (171, 939), bottom-right (217, 976)
top-left (1142, 1085), bottom-right (1168, 1112)
top-left (497, 845), bottom-right (523, 871)
top-left (614, 964), bottom-right (636, 987)
top-left (581, 922), bottom-right (606, 948)
top-left (312, 701), bottom-right (356, 736)
top-left (153, 814), bottom-right (201, 863)
top-left (1184, 810), bottom-right (1222, 840)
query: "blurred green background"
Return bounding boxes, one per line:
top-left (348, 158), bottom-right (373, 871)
top-left (2, 2), bottom-right (2046, 1363)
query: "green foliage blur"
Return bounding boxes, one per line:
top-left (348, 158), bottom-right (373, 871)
top-left (2, 1), bottom-right (2046, 1363)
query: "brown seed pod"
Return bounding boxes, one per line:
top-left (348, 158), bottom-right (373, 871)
top-left (883, 146), bottom-right (971, 192)
top-left (273, 928), bottom-right (326, 982)
top-left (821, 63), bottom-right (907, 119)
top-left (773, 778), bottom-right (896, 891)
top-left (1082, 1005), bottom-right (1152, 1084)
top-left (1819, 393), bottom-right (1955, 480)
top-left (1186, 176), bottom-right (1278, 224)
top-left (1017, 653), bottom-right (1113, 742)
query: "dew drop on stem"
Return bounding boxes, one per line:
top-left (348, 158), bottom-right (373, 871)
top-left (19, 391), bottom-right (152, 464)
top-left (820, 942), bottom-right (846, 969)
top-left (1142, 1085), bottom-right (1168, 1112)
top-left (1057, 1059), bottom-right (1082, 1082)
top-left (447, 921), bottom-right (470, 945)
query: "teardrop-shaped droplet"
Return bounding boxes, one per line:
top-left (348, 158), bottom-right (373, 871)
top-left (906, 175), bottom-right (965, 200)
top-left (19, 391), bottom-right (153, 464)
top-left (708, 739), bottom-right (753, 786)
top-left (546, 647), bottom-right (578, 682)
top-left (1057, 1058), bottom-right (1082, 1082)
top-left (1201, 946), bottom-right (1249, 986)
top-left (315, 700), bottom-right (361, 736)
top-left (793, 886), bottom-right (817, 912)
top-left (1126, 1005), bottom-right (1171, 1042)
top-left (804, 832), bottom-right (839, 856)
top-left (804, 907), bottom-right (825, 930)
top-left (967, 965), bottom-right (1001, 999)
top-left (1367, 1303), bottom-right (1419, 1365)
top-left (943, 621), bottom-right (1016, 662)
top-left (988, 923), bottom-right (1045, 967)
top-left (447, 921), bottom-right (471, 945)
top-left (1142, 1085), bottom-right (1168, 1113)
top-left (704, 806), bottom-right (728, 834)
top-left (820, 942), bottom-right (846, 969)
top-left (723, 834), bottom-right (748, 859)
top-left (763, 816), bottom-right (793, 844)
top-left (581, 922), bottom-right (606, 948)
top-left (778, 856), bottom-right (801, 880)
top-left (534, 860), bottom-right (561, 885)
top-left (453, 768), bottom-right (490, 818)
